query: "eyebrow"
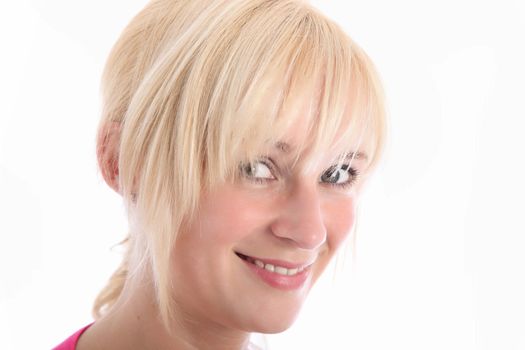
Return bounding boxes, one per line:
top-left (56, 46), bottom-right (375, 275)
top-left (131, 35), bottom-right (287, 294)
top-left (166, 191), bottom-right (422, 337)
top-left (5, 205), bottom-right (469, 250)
top-left (273, 141), bottom-right (368, 161)
top-left (274, 141), bottom-right (292, 153)
top-left (341, 151), bottom-right (368, 161)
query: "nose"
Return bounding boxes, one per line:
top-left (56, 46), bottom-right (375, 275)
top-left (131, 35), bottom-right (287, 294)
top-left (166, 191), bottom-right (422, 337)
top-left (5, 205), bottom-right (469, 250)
top-left (270, 181), bottom-right (327, 250)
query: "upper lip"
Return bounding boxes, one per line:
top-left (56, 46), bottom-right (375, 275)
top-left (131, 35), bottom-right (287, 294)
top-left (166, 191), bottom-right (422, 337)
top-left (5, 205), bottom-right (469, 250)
top-left (235, 252), bottom-right (316, 269)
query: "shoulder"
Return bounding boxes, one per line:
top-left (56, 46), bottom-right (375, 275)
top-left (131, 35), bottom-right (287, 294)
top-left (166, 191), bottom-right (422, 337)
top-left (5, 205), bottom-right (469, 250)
top-left (52, 324), bottom-right (93, 350)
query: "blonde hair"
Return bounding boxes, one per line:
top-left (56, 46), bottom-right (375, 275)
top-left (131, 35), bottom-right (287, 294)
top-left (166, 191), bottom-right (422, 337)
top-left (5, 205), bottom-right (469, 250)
top-left (93, 0), bottom-right (386, 330)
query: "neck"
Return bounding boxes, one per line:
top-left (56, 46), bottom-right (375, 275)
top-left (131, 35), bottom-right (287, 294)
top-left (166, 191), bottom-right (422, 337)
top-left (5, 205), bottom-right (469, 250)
top-left (77, 276), bottom-right (251, 350)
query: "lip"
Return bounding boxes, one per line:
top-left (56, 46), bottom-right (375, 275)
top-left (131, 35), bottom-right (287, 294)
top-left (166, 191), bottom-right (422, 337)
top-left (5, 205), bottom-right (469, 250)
top-left (235, 252), bottom-right (313, 291)
top-left (235, 252), bottom-right (315, 269)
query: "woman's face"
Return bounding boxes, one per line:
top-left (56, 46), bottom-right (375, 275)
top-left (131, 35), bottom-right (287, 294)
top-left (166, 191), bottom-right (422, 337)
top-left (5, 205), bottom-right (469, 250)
top-left (170, 102), bottom-right (369, 333)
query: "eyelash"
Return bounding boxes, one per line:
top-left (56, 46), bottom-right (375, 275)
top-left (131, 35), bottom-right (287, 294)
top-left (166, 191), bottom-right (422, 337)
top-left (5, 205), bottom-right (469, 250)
top-left (238, 158), bottom-right (360, 189)
top-left (321, 164), bottom-right (359, 189)
top-left (238, 158), bottom-right (274, 184)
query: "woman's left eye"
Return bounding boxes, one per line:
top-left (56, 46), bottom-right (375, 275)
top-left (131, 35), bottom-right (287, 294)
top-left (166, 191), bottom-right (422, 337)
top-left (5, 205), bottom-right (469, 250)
top-left (320, 164), bottom-right (358, 188)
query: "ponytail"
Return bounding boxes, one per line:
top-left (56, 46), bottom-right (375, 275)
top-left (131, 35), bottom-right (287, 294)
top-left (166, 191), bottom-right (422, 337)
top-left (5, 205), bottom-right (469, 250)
top-left (92, 237), bottom-right (130, 319)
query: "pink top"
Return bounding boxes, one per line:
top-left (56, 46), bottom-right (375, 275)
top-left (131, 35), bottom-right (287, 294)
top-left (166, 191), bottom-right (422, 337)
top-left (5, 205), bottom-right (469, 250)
top-left (52, 324), bottom-right (93, 350)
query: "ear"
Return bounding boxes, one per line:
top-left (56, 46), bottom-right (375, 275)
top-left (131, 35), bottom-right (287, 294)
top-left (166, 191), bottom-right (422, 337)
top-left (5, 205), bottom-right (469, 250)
top-left (96, 121), bottom-right (121, 194)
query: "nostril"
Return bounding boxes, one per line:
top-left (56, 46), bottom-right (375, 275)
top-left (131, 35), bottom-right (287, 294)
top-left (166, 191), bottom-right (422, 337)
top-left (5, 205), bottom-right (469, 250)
top-left (268, 185), bottom-right (327, 250)
top-left (270, 220), bottom-right (327, 250)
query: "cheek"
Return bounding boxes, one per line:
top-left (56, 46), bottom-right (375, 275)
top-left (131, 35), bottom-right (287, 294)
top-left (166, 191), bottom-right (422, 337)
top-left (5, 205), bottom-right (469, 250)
top-left (324, 196), bottom-right (356, 250)
top-left (195, 187), bottom-right (274, 245)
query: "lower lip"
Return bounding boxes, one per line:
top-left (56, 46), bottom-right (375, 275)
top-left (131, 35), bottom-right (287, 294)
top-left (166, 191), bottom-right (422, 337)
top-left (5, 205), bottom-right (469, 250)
top-left (240, 258), bottom-right (311, 291)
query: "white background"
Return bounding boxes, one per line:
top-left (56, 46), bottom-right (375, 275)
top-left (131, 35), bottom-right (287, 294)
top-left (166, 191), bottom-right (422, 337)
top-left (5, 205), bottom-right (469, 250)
top-left (1, 0), bottom-right (524, 349)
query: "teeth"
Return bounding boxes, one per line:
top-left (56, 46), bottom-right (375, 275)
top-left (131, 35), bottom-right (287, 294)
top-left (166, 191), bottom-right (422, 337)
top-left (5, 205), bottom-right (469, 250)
top-left (274, 266), bottom-right (288, 275)
top-left (253, 259), bottom-right (304, 276)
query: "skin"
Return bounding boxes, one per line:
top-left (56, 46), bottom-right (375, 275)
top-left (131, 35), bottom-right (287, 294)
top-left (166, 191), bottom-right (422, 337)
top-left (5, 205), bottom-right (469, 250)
top-left (78, 97), bottom-right (370, 350)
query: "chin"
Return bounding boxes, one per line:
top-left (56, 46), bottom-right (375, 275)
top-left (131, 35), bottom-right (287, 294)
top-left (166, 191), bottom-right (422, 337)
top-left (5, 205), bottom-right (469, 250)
top-left (251, 318), bottom-right (296, 334)
top-left (243, 304), bottom-right (303, 334)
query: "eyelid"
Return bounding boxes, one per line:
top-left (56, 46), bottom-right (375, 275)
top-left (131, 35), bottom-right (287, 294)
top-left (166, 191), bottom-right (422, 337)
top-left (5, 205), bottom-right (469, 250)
top-left (240, 156), bottom-right (279, 181)
top-left (320, 164), bottom-right (360, 189)
top-left (250, 156), bottom-right (273, 170)
top-left (241, 157), bottom-right (359, 189)
top-left (256, 157), bottom-right (278, 179)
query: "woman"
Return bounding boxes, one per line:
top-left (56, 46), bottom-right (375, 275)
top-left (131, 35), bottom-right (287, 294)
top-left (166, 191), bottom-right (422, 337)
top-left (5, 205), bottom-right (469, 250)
top-left (54, 0), bottom-right (386, 349)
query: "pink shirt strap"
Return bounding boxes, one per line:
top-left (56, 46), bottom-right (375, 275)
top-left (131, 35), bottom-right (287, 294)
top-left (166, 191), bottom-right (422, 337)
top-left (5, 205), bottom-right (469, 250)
top-left (52, 323), bottom-right (93, 350)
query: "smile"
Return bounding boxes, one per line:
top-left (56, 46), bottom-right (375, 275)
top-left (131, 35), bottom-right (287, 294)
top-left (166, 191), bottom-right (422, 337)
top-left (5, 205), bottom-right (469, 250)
top-left (235, 252), bottom-right (314, 290)
top-left (236, 252), bottom-right (307, 276)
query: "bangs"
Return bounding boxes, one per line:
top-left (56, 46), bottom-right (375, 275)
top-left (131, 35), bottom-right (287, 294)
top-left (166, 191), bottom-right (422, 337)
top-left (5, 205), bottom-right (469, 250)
top-left (203, 5), bottom-right (385, 187)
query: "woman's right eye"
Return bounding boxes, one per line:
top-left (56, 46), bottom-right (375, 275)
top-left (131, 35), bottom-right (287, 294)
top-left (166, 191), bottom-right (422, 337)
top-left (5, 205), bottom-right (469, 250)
top-left (240, 160), bottom-right (276, 182)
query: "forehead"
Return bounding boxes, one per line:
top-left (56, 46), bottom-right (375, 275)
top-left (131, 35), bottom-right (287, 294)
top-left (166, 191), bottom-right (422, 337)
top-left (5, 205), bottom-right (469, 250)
top-left (231, 64), bottom-right (377, 178)
top-left (270, 86), bottom-right (371, 164)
